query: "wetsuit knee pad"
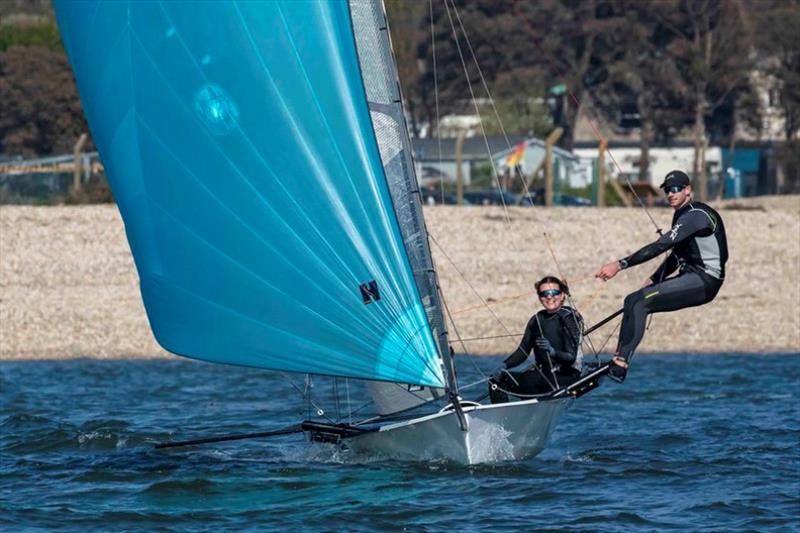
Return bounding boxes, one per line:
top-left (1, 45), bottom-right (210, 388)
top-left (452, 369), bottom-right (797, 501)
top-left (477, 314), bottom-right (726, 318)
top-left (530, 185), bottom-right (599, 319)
top-left (623, 290), bottom-right (644, 310)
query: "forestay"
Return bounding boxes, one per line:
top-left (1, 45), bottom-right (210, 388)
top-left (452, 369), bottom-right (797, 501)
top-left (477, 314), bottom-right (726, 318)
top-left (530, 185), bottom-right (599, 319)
top-left (54, 0), bottom-right (445, 388)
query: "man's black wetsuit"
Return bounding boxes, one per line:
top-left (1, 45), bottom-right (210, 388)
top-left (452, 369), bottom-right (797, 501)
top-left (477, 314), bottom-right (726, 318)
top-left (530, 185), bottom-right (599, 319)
top-left (490, 306), bottom-right (583, 403)
top-left (616, 201), bottom-right (728, 364)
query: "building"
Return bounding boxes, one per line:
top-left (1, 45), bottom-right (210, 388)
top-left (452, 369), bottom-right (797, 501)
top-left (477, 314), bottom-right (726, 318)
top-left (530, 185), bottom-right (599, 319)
top-left (411, 134), bottom-right (581, 189)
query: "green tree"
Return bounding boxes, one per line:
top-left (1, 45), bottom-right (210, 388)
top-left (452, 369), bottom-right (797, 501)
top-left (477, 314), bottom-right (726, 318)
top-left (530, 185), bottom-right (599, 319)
top-left (755, 0), bottom-right (800, 142)
top-left (385, 0), bottom-right (429, 137)
top-left (478, 97), bottom-right (552, 137)
top-left (0, 16), bottom-right (62, 52)
top-left (513, 0), bottom-right (607, 150)
top-left (586, 1), bottom-right (686, 182)
top-left (656, 0), bottom-right (757, 200)
top-left (755, 0), bottom-right (800, 192)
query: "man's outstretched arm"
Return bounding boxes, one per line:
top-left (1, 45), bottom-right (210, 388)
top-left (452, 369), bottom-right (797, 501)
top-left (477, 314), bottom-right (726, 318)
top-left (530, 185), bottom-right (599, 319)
top-left (596, 210), bottom-right (711, 281)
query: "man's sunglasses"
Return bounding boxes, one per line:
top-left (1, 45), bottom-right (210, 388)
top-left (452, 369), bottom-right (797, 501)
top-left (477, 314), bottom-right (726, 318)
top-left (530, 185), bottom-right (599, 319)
top-left (664, 185), bottom-right (686, 194)
top-left (538, 289), bottom-right (563, 298)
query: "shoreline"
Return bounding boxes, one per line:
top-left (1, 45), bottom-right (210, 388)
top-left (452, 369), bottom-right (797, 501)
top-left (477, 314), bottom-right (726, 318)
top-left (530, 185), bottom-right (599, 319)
top-left (1, 197), bottom-right (799, 360)
top-left (1, 351), bottom-right (798, 364)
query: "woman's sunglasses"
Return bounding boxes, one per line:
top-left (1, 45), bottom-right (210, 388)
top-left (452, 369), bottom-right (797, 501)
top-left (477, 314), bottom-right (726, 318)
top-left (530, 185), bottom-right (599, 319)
top-left (664, 185), bottom-right (686, 194)
top-left (538, 289), bottom-right (563, 298)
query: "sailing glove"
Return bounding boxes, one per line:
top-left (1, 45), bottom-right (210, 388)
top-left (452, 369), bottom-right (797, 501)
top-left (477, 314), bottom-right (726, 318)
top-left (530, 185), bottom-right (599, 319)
top-left (535, 337), bottom-right (555, 356)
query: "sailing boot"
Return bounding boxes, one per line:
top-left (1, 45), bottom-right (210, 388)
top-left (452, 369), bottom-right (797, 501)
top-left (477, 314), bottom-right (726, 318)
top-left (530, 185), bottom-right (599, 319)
top-left (607, 356), bottom-right (629, 383)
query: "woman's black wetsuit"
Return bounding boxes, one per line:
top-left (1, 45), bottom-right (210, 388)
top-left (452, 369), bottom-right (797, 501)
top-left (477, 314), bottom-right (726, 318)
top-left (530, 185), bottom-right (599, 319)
top-left (489, 306), bottom-right (583, 403)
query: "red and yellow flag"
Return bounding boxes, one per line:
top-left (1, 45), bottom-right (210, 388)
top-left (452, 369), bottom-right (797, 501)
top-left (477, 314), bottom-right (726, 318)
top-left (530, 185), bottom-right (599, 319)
top-left (505, 142), bottom-right (526, 167)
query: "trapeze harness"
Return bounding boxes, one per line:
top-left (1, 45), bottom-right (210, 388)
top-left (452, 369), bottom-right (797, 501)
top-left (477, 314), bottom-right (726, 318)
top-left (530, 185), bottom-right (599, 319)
top-left (490, 307), bottom-right (583, 402)
top-left (616, 201), bottom-right (728, 362)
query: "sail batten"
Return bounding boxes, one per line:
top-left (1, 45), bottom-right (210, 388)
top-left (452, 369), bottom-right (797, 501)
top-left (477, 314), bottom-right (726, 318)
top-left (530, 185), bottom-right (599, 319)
top-left (55, 0), bottom-right (445, 388)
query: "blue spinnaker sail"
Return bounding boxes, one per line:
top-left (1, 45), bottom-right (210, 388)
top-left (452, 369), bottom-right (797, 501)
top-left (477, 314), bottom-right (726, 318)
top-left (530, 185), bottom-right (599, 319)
top-left (54, 0), bottom-right (445, 388)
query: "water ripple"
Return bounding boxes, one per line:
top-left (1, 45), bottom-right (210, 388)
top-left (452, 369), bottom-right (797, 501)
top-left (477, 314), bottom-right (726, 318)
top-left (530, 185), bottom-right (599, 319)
top-left (1, 354), bottom-right (798, 531)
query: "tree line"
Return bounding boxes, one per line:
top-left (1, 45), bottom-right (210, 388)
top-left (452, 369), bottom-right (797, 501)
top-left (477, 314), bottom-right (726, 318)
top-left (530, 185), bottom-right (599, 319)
top-left (387, 0), bottom-right (800, 197)
top-left (1, 1), bottom-right (798, 197)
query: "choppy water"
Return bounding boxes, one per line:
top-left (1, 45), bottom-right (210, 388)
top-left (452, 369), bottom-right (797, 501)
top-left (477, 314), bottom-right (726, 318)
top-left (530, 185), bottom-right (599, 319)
top-left (2, 354), bottom-right (798, 531)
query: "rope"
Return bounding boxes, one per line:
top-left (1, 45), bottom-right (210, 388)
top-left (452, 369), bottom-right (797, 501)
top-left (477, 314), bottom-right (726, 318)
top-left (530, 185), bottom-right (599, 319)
top-left (448, 0), bottom-right (536, 206)
top-left (425, 1), bottom-right (645, 400)
top-left (442, 0), bottom-right (513, 226)
top-left (430, 233), bottom-right (514, 336)
top-left (288, 373), bottom-right (335, 425)
top-left (333, 377), bottom-right (341, 422)
top-left (541, 232), bottom-right (599, 363)
top-left (451, 290), bottom-right (535, 315)
top-left (429, 0), bottom-right (445, 205)
top-left (345, 378), bottom-right (352, 426)
top-left (534, 313), bottom-right (559, 390)
top-left (437, 267), bottom-right (493, 384)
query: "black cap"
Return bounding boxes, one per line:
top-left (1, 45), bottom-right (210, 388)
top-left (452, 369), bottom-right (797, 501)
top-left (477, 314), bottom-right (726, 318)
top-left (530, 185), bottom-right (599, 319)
top-left (659, 170), bottom-right (690, 190)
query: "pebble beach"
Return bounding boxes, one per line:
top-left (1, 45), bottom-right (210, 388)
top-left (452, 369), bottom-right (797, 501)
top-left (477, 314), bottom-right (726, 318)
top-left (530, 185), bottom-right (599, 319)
top-left (1, 196), bottom-right (798, 360)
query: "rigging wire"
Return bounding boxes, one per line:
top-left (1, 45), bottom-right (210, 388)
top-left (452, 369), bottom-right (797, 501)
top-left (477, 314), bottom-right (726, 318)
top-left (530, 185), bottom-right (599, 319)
top-left (346, 378), bottom-right (352, 426)
top-left (542, 232), bottom-right (601, 360)
top-left (433, 229), bottom-right (558, 391)
top-left (441, 0), bottom-right (514, 226)
top-left (430, 0), bottom-right (445, 205)
top-left (512, 0), bottom-right (663, 236)
top-left (431, 1), bottom-right (574, 390)
top-left (427, 0), bottom-right (636, 393)
top-left (430, 233), bottom-right (513, 337)
top-left (436, 260), bottom-right (492, 385)
top-left (508, 1), bottom-right (677, 347)
top-left (449, 274), bottom-right (597, 315)
top-left (448, 0), bottom-right (538, 207)
top-left (451, 290), bottom-right (536, 315)
top-left (288, 373), bottom-right (336, 425)
top-left (333, 377), bottom-right (341, 422)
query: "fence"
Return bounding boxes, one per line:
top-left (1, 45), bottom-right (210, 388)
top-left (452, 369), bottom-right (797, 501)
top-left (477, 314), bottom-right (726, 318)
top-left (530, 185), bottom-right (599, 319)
top-left (0, 151), bottom-right (107, 204)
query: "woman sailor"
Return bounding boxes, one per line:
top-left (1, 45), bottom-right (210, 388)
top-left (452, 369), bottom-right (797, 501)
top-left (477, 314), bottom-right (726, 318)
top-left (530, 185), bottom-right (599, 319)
top-left (489, 276), bottom-right (583, 403)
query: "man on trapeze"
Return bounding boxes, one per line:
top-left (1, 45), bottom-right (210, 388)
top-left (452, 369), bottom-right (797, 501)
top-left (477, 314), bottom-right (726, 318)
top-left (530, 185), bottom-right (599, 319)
top-left (595, 170), bottom-right (729, 381)
top-left (488, 276), bottom-right (583, 403)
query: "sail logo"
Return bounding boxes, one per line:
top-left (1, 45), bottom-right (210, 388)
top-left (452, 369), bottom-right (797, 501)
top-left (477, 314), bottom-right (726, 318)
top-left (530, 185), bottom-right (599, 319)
top-left (359, 280), bottom-right (381, 305)
top-left (194, 84), bottom-right (239, 136)
top-left (669, 224), bottom-right (682, 240)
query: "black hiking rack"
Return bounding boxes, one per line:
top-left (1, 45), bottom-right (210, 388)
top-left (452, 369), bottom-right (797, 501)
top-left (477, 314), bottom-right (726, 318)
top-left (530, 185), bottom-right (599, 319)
top-left (301, 421), bottom-right (373, 444)
top-left (547, 362), bottom-right (614, 400)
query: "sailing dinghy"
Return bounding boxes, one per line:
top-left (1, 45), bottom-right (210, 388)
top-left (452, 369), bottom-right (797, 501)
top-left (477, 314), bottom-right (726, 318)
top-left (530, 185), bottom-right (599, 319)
top-left (54, 0), bottom-right (609, 464)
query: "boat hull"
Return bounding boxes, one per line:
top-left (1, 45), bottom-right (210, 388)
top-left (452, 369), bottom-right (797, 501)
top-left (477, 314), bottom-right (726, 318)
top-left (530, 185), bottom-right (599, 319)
top-left (344, 397), bottom-right (570, 464)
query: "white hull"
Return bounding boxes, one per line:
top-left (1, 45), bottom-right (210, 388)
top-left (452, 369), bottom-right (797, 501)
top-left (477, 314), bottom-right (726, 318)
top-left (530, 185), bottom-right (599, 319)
top-left (344, 397), bottom-right (570, 464)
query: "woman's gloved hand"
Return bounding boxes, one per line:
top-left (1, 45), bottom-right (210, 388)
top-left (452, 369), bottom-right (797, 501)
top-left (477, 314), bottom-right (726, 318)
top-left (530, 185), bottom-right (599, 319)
top-left (535, 337), bottom-right (555, 356)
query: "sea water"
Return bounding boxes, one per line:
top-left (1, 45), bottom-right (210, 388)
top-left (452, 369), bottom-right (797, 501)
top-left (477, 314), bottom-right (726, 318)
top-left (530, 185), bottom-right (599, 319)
top-left (1, 354), bottom-right (798, 531)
